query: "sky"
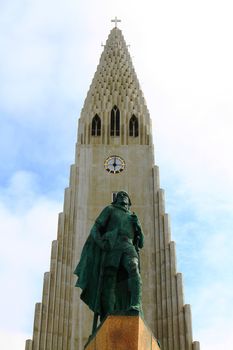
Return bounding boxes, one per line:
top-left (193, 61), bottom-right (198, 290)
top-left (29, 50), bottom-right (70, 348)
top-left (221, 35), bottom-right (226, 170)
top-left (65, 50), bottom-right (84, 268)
top-left (0, 0), bottom-right (233, 349)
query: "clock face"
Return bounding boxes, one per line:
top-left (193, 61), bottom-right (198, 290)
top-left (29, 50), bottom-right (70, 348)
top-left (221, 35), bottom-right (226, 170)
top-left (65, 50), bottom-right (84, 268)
top-left (104, 155), bottom-right (125, 174)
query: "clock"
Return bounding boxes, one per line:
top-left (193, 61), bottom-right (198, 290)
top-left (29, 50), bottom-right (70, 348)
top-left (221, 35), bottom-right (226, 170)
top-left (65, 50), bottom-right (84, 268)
top-left (104, 155), bottom-right (125, 174)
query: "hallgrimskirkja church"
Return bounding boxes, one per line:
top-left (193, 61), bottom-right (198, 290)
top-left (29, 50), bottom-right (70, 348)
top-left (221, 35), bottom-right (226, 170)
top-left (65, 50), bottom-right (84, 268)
top-left (25, 21), bottom-right (200, 350)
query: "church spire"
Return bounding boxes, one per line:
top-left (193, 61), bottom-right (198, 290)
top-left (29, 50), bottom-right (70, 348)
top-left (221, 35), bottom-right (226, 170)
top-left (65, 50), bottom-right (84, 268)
top-left (78, 25), bottom-right (152, 146)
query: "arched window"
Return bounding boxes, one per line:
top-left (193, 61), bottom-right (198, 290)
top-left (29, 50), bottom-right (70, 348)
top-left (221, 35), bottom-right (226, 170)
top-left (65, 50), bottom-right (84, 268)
top-left (91, 114), bottom-right (101, 136)
top-left (110, 106), bottom-right (120, 136)
top-left (129, 115), bottom-right (139, 137)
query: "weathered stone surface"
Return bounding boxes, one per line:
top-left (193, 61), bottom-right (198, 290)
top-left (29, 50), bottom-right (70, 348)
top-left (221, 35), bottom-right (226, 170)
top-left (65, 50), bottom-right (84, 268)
top-left (86, 316), bottom-right (160, 350)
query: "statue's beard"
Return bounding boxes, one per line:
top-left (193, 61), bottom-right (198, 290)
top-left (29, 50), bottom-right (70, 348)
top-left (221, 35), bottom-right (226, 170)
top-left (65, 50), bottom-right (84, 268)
top-left (118, 200), bottom-right (129, 208)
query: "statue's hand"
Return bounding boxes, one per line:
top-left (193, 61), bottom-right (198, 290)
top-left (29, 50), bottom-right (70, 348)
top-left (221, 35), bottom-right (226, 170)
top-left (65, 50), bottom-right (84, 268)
top-left (131, 213), bottom-right (141, 229)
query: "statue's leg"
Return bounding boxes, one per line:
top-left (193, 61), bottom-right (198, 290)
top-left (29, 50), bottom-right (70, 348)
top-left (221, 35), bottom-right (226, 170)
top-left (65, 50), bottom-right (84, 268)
top-left (100, 266), bottom-right (117, 321)
top-left (121, 254), bottom-right (142, 312)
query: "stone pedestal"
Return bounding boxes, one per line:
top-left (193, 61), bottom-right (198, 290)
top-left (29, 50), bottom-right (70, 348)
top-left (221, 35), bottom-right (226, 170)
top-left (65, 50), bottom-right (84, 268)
top-left (85, 315), bottom-right (160, 350)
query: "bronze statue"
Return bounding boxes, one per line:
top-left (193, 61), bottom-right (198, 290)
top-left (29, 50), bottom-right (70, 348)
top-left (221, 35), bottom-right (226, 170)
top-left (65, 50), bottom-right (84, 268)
top-left (74, 191), bottom-right (144, 331)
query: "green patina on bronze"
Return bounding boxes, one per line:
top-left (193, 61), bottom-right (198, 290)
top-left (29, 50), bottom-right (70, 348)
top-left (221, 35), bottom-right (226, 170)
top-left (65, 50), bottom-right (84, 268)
top-left (74, 191), bottom-right (144, 331)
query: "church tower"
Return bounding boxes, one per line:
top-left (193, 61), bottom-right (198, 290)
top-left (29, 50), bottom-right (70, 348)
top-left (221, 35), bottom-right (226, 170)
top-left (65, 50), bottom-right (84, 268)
top-left (26, 22), bottom-right (200, 350)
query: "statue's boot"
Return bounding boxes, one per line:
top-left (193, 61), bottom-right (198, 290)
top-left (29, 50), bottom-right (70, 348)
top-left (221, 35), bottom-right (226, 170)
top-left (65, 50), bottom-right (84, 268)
top-left (128, 275), bottom-right (142, 313)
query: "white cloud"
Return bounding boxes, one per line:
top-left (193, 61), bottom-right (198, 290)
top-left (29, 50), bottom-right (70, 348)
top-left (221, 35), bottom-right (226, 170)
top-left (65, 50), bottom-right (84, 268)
top-left (159, 143), bottom-right (233, 346)
top-left (0, 171), bottom-right (62, 337)
top-left (0, 0), bottom-right (82, 115)
top-left (0, 330), bottom-right (31, 350)
top-left (191, 281), bottom-right (233, 349)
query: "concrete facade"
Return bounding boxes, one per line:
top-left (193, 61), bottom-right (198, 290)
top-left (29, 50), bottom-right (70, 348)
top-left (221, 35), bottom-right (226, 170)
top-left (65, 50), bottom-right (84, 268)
top-left (26, 27), bottom-right (200, 350)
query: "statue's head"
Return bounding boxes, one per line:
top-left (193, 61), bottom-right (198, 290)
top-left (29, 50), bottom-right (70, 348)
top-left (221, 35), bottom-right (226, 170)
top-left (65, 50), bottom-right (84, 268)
top-left (112, 191), bottom-right (131, 207)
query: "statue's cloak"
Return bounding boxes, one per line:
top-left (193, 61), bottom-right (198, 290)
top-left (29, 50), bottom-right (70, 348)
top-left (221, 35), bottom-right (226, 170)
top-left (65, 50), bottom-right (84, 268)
top-left (74, 229), bottom-right (103, 314)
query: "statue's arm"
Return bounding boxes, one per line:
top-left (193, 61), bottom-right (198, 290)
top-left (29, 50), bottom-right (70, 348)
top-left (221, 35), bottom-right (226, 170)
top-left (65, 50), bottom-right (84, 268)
top-left (90, 206), bottom-right (112, 250)
top-left (131, 213), bottom-right (144, 249)
top-left (137, 223), bottom-right (144, 249)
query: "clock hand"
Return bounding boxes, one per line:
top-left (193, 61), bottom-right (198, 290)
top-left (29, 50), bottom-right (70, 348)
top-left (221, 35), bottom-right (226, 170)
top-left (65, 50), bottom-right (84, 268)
top-left (113, 156), bottom-right (116, 169)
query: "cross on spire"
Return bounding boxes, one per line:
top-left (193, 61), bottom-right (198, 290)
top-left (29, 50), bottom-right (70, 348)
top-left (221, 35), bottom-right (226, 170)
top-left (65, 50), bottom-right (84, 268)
top-left (111, 16), bottom-right (121, 28)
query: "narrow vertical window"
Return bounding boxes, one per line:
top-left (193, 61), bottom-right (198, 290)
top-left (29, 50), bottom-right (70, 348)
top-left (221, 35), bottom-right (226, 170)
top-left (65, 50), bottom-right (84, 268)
top-left (129, 115), bottom-right (139, 137)
top-left (110, 106), bottom-right (120, 136)
top-left (91, 114), bottom-right (101, 136)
